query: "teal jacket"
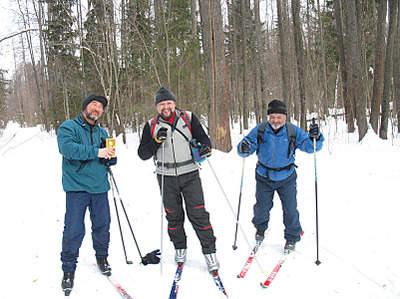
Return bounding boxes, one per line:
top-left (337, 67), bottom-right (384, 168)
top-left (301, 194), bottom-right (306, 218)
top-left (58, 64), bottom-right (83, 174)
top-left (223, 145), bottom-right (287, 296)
top-left (57, 113), bottom-right (111, 193)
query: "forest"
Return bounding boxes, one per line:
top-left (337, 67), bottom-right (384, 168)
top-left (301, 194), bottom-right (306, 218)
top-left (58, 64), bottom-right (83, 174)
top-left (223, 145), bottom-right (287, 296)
top-left (0, 0), bottom-right (399, 151)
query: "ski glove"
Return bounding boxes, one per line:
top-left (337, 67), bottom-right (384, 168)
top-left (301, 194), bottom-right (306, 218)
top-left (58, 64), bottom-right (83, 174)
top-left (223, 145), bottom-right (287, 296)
top-left (309, 123), bottom-right (320, 140)
top-left (155, 127), bottom-right (168, 143)
top-left (199, 144), bottom-right (212, 158)
top-left (240, 140), bottom-right (251, 154)
top-left (142, 249), bottom-right (161, 265)
top-left (99, 157), bottom-right (117, 166)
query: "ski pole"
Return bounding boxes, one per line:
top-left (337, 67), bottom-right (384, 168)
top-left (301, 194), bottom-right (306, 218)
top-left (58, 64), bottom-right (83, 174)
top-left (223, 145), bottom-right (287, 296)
top-left (206, 159), bottom-right (251, 246)
top-left (108, 168), bottom-right (145, 263)
top-left (159, 142), bottom-right (165, 275)
top-left (109, 173), bottom-right (132, 264)
top-left (232, 158), bottom-right (245, 250)
top-left (312, 118), bottom-right (321, 266)
top-left (206, 159), bottom-right (266, 273)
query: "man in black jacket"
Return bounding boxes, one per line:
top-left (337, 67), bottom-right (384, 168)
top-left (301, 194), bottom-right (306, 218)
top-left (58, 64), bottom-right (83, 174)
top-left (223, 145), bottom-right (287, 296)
top-left (138, 87), bottom-right (219, 272)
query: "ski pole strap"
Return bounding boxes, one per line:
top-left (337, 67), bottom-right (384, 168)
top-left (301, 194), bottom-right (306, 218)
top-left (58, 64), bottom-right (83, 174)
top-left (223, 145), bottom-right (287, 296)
top-left (257, 161), bottom-right (297, 181)
top-left (156, 159), bottom-right (193, 169)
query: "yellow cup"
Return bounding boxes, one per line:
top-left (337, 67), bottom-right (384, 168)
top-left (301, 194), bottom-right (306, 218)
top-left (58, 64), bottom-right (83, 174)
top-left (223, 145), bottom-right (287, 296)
top-left (106, 138), bottom-right (116, 157)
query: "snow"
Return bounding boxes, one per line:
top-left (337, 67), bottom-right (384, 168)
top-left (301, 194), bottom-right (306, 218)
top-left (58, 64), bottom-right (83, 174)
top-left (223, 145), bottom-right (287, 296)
top-left (0, 118), bottom-right (399, 299)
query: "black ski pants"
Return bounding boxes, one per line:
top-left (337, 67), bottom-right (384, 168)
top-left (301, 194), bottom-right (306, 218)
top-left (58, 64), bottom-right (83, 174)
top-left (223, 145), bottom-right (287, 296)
top-left (157, 170), bottom-right (216, 254)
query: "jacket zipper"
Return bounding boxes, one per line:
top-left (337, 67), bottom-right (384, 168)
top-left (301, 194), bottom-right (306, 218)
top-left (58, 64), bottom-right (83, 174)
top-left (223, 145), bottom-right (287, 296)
top-left (90, 126), bottom-right (94, 145)
top-left (170, 135), bottom-right (179, 176)
top-left (76, 125), bottom-right (94, 173)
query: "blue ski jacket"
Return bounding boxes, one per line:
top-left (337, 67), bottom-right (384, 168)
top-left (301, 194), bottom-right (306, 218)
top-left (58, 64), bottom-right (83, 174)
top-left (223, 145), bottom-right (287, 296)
top-left (237, 122), bottom-right (324, 181)
top-left (57, 113), bottom-right (113, 193)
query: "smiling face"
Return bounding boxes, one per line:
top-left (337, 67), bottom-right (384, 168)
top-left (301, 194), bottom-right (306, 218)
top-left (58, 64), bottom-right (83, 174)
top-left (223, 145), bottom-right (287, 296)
top-left (268, 113), bottom-right (286, 130)
top-left (83, 100), bottom-right (104, 124)
top-left (156, 100), bottom-right (176, 119)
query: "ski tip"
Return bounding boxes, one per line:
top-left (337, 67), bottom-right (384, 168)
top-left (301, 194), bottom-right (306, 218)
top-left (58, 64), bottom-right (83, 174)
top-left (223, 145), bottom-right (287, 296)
top-left (260, 282), bottom-right (269, 289)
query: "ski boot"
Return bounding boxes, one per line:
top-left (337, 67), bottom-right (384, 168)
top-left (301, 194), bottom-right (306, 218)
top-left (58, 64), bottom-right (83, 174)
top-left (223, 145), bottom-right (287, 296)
top-left (255, 229), bottom-right (265, 246)
top-left (97, 258), bottom-right (112, 276)
top-left (204, 253), bottom-right (219, 273)
top-left (61, 272), bottom-right (74, 296)
top-left (175, 249), bottom-right (187, 265)
top-left (284, 240), bottom-right (296, 254)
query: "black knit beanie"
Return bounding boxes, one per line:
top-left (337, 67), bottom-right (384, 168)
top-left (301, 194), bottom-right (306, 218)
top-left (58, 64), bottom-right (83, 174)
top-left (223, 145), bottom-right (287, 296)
top-left (82, 94), bottom-right (108, 111)
top-left (267, 99), bottom-right (287, 115)
top-left (154, 87), bottom-right (176, 106)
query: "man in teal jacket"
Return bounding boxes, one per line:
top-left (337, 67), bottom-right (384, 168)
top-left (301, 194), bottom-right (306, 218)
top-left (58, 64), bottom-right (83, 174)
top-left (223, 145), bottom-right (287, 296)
top-left (57, 94), bottom-right (116, 295)
top-left (237, 99), bottom-right (324, 252)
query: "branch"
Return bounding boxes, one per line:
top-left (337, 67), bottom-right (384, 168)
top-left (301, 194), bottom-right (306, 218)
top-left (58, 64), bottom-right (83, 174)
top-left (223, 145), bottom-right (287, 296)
top-left (0, 28), bottom-right (39, 44)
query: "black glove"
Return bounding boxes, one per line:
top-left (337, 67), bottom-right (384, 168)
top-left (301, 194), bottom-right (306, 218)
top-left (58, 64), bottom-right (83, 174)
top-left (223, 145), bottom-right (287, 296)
top-left (199, 144), bottom-right (211, 158)
top-left (309, 123), bottom-right (320, 140)
top-left (100, 157), bottom-right (117, 166)
top-left (240, 140), bottom-right (251, 154)
top-left (142, 249), bottom-right (161, 265)
top-left (155, 127), bottom-right (168, 143)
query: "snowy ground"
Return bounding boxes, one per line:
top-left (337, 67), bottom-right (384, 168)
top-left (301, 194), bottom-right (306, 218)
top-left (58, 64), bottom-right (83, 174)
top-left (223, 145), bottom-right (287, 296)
top-left (0, 118), bottom-right (399, 299)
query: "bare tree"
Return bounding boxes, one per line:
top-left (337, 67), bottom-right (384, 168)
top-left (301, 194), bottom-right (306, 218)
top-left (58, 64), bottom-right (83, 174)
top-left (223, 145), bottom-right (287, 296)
top-left (344, 0), bottom-right (368, 140)
top-left (277, 0), bottom-right (291, 114)
top-left (370, 0), bottom-right (387, 134)
top-left (199, 0), bottom-right (232, 152)
top-left (333, 0), bottom-right (354, 132)
top-left (380, 0), bottom-right (398, 139)
top-left (291, 0), bottom-right (307, 128)
top-left (394, 1), bottom-right (400, 132)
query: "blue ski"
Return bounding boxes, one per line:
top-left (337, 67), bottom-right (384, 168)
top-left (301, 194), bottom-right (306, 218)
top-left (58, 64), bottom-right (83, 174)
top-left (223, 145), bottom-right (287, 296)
top-left (211, 270), bottom-right (229, 298)
top-left (169, 263), bottom-right (184, 299)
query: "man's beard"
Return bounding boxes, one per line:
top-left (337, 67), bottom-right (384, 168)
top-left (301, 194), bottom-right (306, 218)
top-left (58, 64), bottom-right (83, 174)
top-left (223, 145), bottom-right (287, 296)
top-left (160, 108), bottom-right (173, 119)
top-left (84, 111), bottom-right (99, 122)
top-left (269, 122), bottom-right (284, 130)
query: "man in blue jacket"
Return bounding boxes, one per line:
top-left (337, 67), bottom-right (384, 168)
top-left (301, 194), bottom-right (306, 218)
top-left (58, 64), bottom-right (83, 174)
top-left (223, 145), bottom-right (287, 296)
top-left (237, 99), bottom-right (324, 252)
top-left (57, 94), bottom-right (116, 295)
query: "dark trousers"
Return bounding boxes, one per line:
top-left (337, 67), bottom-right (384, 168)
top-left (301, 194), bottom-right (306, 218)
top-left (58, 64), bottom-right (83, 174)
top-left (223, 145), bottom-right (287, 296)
top-left (252, 171), bottom-right (302, 242)
top-left (61, 191), bottom-right (110, 273)
top-left (157, 170), bottom-right (216, 254)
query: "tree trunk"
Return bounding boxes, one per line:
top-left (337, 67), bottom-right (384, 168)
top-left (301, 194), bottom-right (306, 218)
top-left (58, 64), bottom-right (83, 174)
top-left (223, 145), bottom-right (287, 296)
top-left (199, 0), bottom-right (232, 152)
top-left (254, 0), bottom-right (266, 123)
top-left (370, 0), bottom-right (387, 134)
top-left (344, 0), bottom-right (368, 141)
top-left (317, 0), bottom-right (329, 117)
top-left (291, 0), bottom-right (307, 129)
top-left (277, 0), bottom-right (291, 115)
top-left (380, 0), bottom-right (398, 139)
top-left (333, 0), bottom-right (355, 132)
top-left (240, 0), bottom-right (249, 129)
top-left (394, 1), bottom-right (400, 133)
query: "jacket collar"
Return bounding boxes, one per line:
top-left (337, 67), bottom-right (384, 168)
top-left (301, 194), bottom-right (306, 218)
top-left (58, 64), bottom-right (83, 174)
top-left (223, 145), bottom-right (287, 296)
top-left (267, 122), bottom-right (286, 135)
top-left (75, 112), bottom-right (97, 128)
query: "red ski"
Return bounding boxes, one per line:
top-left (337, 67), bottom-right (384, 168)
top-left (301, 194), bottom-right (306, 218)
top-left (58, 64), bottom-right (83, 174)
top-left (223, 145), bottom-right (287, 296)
top-left (260, 251), bottom-right (291, 288)
top-left (237, 243), bottom-right (261, 278)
